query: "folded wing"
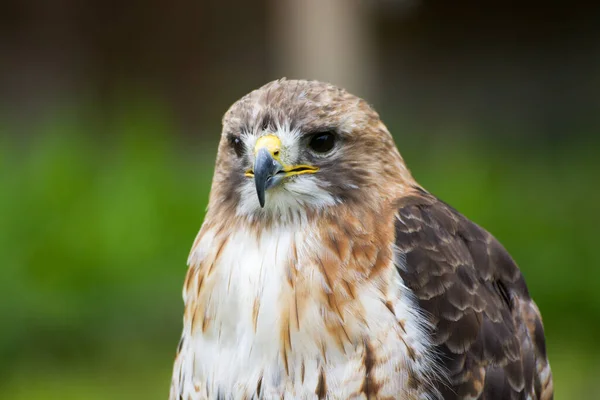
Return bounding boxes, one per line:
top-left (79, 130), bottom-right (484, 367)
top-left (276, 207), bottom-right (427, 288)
top-left (394, 190), bottom-right (553, 400)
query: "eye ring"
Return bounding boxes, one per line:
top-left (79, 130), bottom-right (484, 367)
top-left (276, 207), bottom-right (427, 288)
top-left (228, 136), bottom-right (244, 157)
top-left (308, 132), bottom-right (336, 153)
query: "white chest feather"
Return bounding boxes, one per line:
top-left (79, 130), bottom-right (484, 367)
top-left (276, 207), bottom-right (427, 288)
top-left (170, 223), bottom-right (440, 400)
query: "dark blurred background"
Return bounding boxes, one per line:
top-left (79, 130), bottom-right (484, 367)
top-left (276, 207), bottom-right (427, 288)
top-left (1, 1), bottom-right (598, 398)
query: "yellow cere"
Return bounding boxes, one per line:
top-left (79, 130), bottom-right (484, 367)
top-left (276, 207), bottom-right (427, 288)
top-left (254, 134), bottom-right (282, 159)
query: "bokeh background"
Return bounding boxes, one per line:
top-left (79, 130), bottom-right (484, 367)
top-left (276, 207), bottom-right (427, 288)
top-left (1, 0), bottom-right (599, 398)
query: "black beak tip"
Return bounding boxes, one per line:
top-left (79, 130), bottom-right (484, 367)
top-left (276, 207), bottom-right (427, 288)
top-left (258, 193), bottom-right (265, 208)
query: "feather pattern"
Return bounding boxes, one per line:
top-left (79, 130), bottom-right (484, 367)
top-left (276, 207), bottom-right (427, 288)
top-left (171, 206), bottom-right (443, 400)
top-left (394, 190), bottom-right (553, 399)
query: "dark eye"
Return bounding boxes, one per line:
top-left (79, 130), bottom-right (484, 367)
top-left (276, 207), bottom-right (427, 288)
top-left (308, 132), bottom-right (336, 153)
top-left (229, 136), bottom-right (244, 157)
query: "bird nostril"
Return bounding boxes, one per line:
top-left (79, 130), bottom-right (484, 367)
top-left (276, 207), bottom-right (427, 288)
top-left (273, 150), bottom-right (280, 157)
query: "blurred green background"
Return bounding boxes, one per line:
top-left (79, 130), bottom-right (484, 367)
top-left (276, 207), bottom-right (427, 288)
top-left (1, 1), bottom-right (599, 399)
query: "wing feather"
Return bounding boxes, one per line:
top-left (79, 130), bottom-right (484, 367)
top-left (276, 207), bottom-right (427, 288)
top-left (394, 190), bottom-right (553, 399)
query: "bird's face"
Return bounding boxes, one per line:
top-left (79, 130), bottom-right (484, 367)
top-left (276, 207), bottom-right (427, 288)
top-left (209, 79), bottom-right (411, 224)
top-left (242, 130), bottom-right (336, 209)
top-left (220, 125), bottom-right (349, 221)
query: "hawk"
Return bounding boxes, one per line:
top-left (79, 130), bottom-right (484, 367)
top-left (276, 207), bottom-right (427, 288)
top-left (170, 79), bottom-right (553, 399)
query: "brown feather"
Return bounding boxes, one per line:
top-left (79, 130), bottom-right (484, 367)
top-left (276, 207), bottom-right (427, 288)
top-left (394, 190), bottom-right (553, 399)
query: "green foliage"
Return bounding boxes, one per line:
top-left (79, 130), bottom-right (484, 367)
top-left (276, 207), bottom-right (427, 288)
top-left (0, 106), bottom-right (597, 398)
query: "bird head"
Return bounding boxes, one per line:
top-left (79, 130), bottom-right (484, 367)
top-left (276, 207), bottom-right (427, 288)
top-left (207, 79), bottom-right (415, 224)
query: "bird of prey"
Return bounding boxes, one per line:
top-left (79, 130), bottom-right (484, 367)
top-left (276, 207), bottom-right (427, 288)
top-left (170, 79), bottom-right (553, 399)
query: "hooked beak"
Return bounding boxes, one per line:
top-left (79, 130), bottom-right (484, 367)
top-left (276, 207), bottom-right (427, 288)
top-left (252, 147), bottom-right (283, 208)
top-left (244, 134), bottom-right (318, 208)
